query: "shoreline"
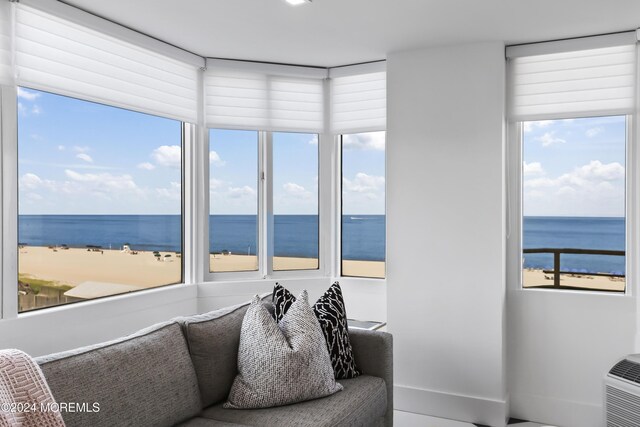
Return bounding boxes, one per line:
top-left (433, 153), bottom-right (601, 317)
top-left (19, 246), bottom-right (386, 293)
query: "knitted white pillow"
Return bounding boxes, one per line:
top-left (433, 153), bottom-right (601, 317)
top-left (224, 291), bottom-right (343, 409)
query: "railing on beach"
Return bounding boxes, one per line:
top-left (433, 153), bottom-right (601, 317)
top-left (523, 248), bottom-right (625, 292)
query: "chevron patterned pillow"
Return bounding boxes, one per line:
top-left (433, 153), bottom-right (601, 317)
top-left (272, 282), bottom-right (361, 379)
top-left (225, 291), bottom-right (342, 409)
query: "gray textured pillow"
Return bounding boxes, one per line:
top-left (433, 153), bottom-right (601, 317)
top-left (224, 291), bottom-right (343, 409)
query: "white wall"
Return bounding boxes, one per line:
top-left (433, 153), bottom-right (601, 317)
top-left (507, 291), bottom-right (636, 427)
top-left (386, 42), bottom-right (507, 426)
top-left (197, 277), bottom-right (386, 322)
top-left (0, 284), bottom-right (197, 357)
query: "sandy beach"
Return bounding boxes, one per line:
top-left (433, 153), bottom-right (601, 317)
top-left (19, 246), bottom-right (182, 288)
top-left (19, 247), bottom-right (386, 293)
top-left (523, 268), bottom-right (625, 292)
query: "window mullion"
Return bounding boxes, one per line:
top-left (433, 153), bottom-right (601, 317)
top-left (263, 131), bottom-right (274, 278)
top-left (1, 86), bottom-right (17, 319)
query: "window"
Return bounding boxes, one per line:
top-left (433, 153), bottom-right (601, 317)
top-left (209, 129), bottom-right (259, 273)
top-left (521, 117), bottom-right (626, 292)
top-left (207, 130), bottom-right (320, 276)
top-left (341, 132), bottom-right (386, 278)
top-left (272, 132), bottom-right (319, 271)
top-left (18, 88), bottom-right (183, 312)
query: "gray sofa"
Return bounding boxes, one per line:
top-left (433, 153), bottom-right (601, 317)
top-left (35, 298), bottom-right (393, 427)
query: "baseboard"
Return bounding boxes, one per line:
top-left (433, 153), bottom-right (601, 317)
top-left (394, 385), bottom-right (508, 427)
top-left (509, 392), bottom-right (601, 427)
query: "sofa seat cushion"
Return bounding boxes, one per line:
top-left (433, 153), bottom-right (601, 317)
top-left (199, 375), bottom-right (386, 427)
top-left (36, 321), bottom-right (201, 427)
top-left (176, 418), bottom-right (247, 427)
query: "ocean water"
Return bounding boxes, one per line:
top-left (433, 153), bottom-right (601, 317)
top-left (523, 216), bottom-right (625, 275)
top-left (18, 214), bottom-right (387, 261)
top-left (19, 215), bottom-right (621, 270)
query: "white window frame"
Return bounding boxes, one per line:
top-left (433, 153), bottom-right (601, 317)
top-left (1, 85), bottom-right (18, 319)
top-left (204, 130), bottom-right (331, 282)
top-left (3, 86), bottom-right (192, 317)
top-left (506, 116), bottom-right (637, 296)
top-left (336, 133), bottom-right (387, 281)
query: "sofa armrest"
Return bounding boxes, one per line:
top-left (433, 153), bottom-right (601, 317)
top-left (349, 329), bottom-right (393, 427)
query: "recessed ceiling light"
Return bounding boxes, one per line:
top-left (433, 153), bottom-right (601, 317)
top-left (285, 0), bottom-right (311, 6)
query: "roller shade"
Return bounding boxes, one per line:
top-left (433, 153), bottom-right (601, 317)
top-left (14, 4), bottom-right (200, 123)
top-left (507, 35), bottom-right (637, 121)
top-left (0, 1), bottom-right (11, 86)
top-left (205, 59), bottom-right (326, 132)
top-left (330, 62), bottom-right (386, 133)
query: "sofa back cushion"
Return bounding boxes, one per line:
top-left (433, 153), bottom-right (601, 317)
top-left (178, 295), bottom-right (271, 407)
top-left (36, 321), bottom-right (201, 427)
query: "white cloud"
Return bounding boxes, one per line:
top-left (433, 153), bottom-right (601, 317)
top-left (571, 160), bottom-right (624, 181)
top-left (308, 135), bottom-right (318, 145)
top-left (343, 172), bottom-right (385, 193)
top-left (76, 153), bottom-right (93, 163)
top-left (20, 173), bottom-right (44, 191)
top-left (137, 162), bottom-right (155, 171)
top-left (31, 105), bottom-right (42, 115)
top-left (283, 182), bottom-right (311, 199)
top-left (209, 151), bottom-right (225, 166)
top-left (19, 173), bottom-right (56, 192)
top-left (73, 146), bottom-right (90, 153)
top-left (17, 88), bottom-right (41, 101)
top-left (523, 177), bottom-right (555, 189)
top-left (537, 131), bottom-right (566, 147)
top-left (523, 120), bottom-right (553, 133)
top-left (523, 161), bottom-right (544, 176)
top-left (64, 169), bottom-right (139, 193)
top-left (343, 132), bottom-right (385, 151)
top-left (586, 127), bottom-right (604, 138)
top-left (152, 145), bottom-right (181, 168)
top-left (155, 182), bottom-right (181, 200)
top-left (227, 186), bottom-right (256, 199)
top-left (57, 145), bottom-right (65, 151)
top-left (210, 178), bottom-right (224, 191)
top-left (523, 160), bottom-right (625, 217)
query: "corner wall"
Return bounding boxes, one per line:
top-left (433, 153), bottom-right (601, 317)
top-left (386, 42), bottom-right (507, 426)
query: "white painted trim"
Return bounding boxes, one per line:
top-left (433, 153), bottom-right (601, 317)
top-left (1, 85), bottom-right (17, 320)
top-left (182, 122), bottom-right (195, 285)
top-left (394, 385), bottom-right (508, 427)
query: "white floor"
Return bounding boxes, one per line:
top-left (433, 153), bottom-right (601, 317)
top-left (394, 411), bottom-right (558, 427)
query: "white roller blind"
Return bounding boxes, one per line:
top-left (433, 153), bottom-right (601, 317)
top-left (508, 42), bottom-right (637, 121)
top-left (330, 62), bottom-right (386, 133)
top-left (14, 5), bottom-right (199, 123)
top-left (0, 1), bottom-right (12, 86)
top-left (205, 60), bottom-right (325, 132)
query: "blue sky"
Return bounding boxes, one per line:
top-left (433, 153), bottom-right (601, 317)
top-left (18, 88), bottom-right (182, 215)
top-left (209, 129), bottom-right (385, 215)
top-left (523, 116), bottom-right (626, 217)
top-left (18, 88), bottom-right (386, 215)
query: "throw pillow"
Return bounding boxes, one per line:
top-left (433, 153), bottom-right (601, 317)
top-left (225, 291), bottom-right (342, 409)
top-left (272, 282), bottom-right (361, 379)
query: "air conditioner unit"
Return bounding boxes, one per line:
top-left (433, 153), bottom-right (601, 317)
top-left (605, 354), bottom-right (640, 426)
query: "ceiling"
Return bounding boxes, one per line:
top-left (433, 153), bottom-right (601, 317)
top-left (64, 0), bottom-right (640, 67)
